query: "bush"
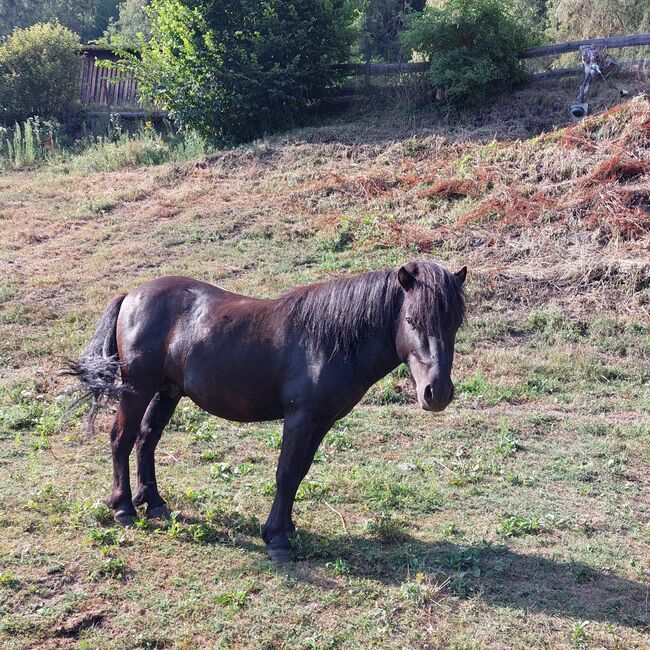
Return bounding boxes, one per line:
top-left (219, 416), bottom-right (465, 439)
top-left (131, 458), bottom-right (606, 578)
top-left (400, 0), bottom-right (539, 106)
top-left (129, 0), bottom-right (355, 144)
top-left (0, 23), bottom-right (83, 125)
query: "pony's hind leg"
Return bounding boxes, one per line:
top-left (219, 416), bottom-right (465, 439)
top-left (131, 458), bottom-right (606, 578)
top-left (105, 388), bottom-right (156, 526)
top-left (133, 390), bottom-right (180, 519)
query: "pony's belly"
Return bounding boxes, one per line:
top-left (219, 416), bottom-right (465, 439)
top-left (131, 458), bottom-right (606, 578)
top-left (182, 378), bottom-right (285, 423)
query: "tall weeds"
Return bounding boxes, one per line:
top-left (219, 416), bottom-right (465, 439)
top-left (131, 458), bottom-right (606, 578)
top-left (0, 117), bottom-right (61, 169)
top-left (0, 118), bottom-right (209, 171)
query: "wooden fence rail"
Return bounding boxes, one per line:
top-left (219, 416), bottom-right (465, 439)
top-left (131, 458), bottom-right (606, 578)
top-left (520, 32), bottom-right (650, 59)
top-left (332, 32), bottom-right (650, 77)
top-left (80, 33), bottom-right (650, 111)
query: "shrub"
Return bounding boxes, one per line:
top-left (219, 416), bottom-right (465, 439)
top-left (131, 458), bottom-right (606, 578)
top-left (0, 23), bottom-right (83, 125)
top-left (128, 0), bottom-right (355, 144)
top-left (400, 0), bottom-right (539, 106)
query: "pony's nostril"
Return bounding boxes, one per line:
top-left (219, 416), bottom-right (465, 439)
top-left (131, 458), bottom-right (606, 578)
top-left (424, 384), bottom-right (433, 403)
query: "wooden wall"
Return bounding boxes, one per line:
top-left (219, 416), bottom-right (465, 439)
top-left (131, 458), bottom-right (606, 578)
top-left (80, 47), bottom-right (140, 109)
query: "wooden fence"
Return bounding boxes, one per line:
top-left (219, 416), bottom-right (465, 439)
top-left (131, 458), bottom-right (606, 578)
top-left (334, 32), bottom-right (650, 78)
top-left (80, 32), bottom-right (650, 113)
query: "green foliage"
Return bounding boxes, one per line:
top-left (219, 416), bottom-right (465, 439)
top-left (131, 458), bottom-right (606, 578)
top-left (0, 23), bottom-right (82, 125)
top-left (104, 0), bottom-right (151, 45)
top-left (400, 0), bottom-right (539, 106)
top-left (0, 0), bottom-right (119, 42)
top-left (67, 124), bottom-right (207, 172)
top-left (359, 0), bottom-right (425, 62)
top-left (0, 118), bottom-right (62, 168)
top-left (497, 515), bottom-right (540, 537)
top-left (129, 0), bottom-right (356, 144)
top-left (547, 0), bottom-right (650, 42)
top-left (90, 548), bottom-right (126, 580)
top-left (0, 573), bottom-right (19, 589)
top-left (0, 118), bottom-right (207, 171)
top-left (84, 528), bottom-right (125, 547)
top-left (217, 590), bottom-right (249, 610)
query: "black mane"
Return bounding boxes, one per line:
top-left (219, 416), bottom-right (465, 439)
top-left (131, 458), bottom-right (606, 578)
top-left (277, 261), bottom-right (465, 357)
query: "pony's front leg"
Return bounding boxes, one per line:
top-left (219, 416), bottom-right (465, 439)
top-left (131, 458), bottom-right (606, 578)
top-left (262, 412), bottom-right (315, 562)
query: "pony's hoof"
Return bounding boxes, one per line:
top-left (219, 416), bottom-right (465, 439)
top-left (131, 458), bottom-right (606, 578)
top-left (147, 505), bottom-right (171, 520)
top-left (114, 511), bottom-right (136, 527)
top-left (268, 547), bottom-right (292, 563)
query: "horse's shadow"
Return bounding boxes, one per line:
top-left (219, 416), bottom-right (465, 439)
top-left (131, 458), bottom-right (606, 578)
top-left (283, 530), bottom-right (649, 630)
top-left (167, 512), bottom-right (648, 629)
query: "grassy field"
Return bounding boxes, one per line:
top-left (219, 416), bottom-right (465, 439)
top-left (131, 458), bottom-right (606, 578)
top-left (1, 78), bottom-right (649, 649)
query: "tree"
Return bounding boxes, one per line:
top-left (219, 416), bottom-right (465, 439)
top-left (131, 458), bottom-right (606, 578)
top-left (0, 0), bottom-right (120, 42)
top-left (359, 0), bottom-right (426, 62)
top-left (104, 0), bottom-right (151, 45)
top-left (0, 22), bottom-right (83, 124)
top-left (129, 0), bottom-right (356, 144)
top-left (547, 0), bottom-right (650, 41)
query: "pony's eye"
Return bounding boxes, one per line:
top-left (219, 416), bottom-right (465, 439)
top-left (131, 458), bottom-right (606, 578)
top-left (405, 316), bottom-right (416, 328)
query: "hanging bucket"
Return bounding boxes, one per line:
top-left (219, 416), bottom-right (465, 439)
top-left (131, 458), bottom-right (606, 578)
top-left (570, 103), bottom-right (589, 119)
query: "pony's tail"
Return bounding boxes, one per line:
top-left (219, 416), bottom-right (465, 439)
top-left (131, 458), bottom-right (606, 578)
top-left (64, 294), bottom-right (127, 434)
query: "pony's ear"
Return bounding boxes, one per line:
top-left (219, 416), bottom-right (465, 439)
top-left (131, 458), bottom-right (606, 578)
top-left (398, 265), bottom-right (417, 291)
top-left (454, 266), bottom-right (467, 285)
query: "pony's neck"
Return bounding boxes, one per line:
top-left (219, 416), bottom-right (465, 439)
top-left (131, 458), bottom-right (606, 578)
top-left (353, 305), bottom-right (402, 385)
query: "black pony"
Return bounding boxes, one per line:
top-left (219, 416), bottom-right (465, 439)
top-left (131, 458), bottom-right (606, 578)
top-left (69, 260), bottom-right (466, 561)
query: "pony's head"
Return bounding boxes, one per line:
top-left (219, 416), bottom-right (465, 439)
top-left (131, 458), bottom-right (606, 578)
top-left (394, 261), bottom-right (466, 412)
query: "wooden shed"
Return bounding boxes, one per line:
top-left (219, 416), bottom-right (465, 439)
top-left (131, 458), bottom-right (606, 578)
top-left (80, 45), bottom-right (164, 117)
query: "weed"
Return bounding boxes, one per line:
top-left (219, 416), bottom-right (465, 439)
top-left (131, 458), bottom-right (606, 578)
top-left (210, 462), bottom-right (235, 481)
top-left (295, 480), bottom-right (329, 501)
top-left (187, 522), bottom-right (217, 543)
top-left (325, 558), bottom-right (352, 575)
top-left (494, 418), bottom-right (521, 457)
top-left (266, 430), bottom-right (283, 450)
top-left (133, 517), bottom-right (150, 530)
top-left (497, 516), bottom-right (540, 538)
top-left (319, 223), bottom-right (353, 253)
top-left (90, 549), bottom-right (126, 580)
top-left (400, 573), bottom-right (444, 605)
top-left (166, 513), bottom-right (185, 538)
top-left (217, 590), bottom-right (248, 610)
top-left (89, 502), bottom-right (114, 526)
top-left (84, 528), bottom-right (125, 547)
top-left (570, 620), bottom-right (590, 648)
top-left (441, 523), bottom-right (461, 537)
top-left (327, 426), bottom-right (352, 450)
top-left (0, 573), bottom-right (19, 589)
top-left (365, 513), bottom-right (408, 541)
top-left (364, 478), bottom-right (416, 509)
top-left (440, 548), bottom-right (480, 575)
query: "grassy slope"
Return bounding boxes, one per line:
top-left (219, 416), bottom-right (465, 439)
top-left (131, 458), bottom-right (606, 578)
top-left (0, 78), bottom-right (649, 649)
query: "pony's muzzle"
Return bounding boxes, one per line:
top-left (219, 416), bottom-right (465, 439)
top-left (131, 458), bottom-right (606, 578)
top-left (421, 381), bottom-right (454, 412)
